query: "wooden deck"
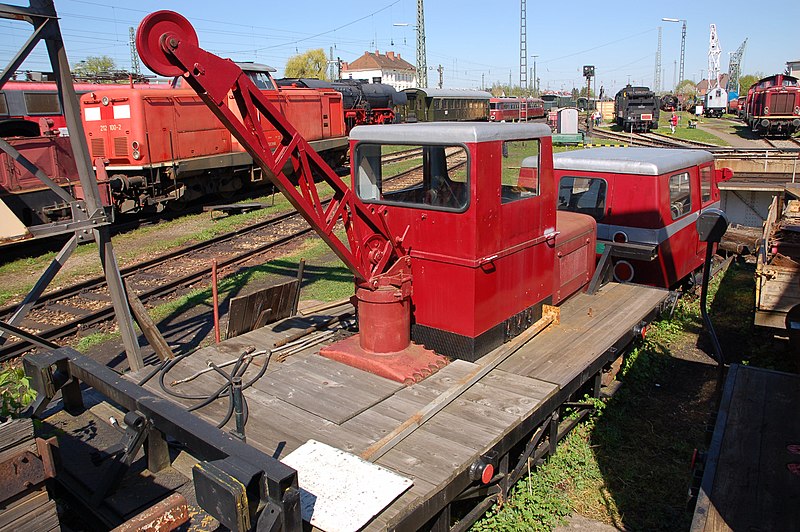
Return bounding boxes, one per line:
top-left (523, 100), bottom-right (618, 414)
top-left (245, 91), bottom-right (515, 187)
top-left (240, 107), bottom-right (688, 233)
top-left (691, 364), bottom-right (800, 532)
top-left (126, 281), bottom-right (667, 530)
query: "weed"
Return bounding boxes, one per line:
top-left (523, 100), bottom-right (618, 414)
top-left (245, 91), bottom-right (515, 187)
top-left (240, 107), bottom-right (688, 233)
top-left (0, 366), bottom-right (36, 417)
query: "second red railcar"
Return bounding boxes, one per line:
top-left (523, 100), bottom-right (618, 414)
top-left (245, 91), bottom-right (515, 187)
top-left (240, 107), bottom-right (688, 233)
top-left (550, 147), bottom-right (732, 288)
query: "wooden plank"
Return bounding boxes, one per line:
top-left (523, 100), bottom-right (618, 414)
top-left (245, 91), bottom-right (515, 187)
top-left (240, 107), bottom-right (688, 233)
top-left (251, 355), bottom-right (402, 424)
top-left (502, 283), bottom-right (666, 387)
top-left (0, 488), bottom-right (50, 528)
top-left (360, 310), bottom-right (557, 462)
top-left (226, 280), bottom-right (299, 338)
top-left (127, 290), bottom-right (175, 361)
top-left (0, 497), bottom-right (59, 532)
top-left (694, 365), bottom-right (800, 532)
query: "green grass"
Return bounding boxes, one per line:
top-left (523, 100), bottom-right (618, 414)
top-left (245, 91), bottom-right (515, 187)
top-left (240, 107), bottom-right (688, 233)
top-left (657, 111), bottom-right (730, 146)
top-left (74, 233), bottom-right (352, 353)
top-left (0, 185), bottom-right (336, 307)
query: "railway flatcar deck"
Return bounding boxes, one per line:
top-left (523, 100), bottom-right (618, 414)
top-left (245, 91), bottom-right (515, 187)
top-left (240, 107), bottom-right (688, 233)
top-left (691, 364), bottom-right (800, 531)
top-left (95, 281), bottom-right (664, 530)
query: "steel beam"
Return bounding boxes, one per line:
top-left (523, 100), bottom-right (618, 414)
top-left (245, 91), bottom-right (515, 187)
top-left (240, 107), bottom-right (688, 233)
top-left (24, 347), bottom-right (302, 531)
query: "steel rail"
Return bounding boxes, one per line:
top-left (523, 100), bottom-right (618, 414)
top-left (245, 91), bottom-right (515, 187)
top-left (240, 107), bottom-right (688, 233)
top-left (0, 219), bottom-right (314, 362)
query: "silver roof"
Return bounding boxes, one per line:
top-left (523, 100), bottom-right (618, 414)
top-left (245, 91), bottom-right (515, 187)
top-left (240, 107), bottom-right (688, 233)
top-left (350, 122), bottom-right (552, 144)
top-left (537, 147), bottom-right (714, 175)
top-left (235, 62), bottom-right (276, 73)
top-left (401, 88), bottom-right (492, 99)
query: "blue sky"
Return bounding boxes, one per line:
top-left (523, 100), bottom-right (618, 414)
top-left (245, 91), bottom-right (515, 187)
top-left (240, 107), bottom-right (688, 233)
top-left (1, 0), bottom-right (797, 96)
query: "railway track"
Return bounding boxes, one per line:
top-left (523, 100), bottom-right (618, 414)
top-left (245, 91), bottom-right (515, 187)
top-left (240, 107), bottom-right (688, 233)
top-left (763, 136), bottom-right (800, 151)
top-left (0, 209), bottom-right (316, 361)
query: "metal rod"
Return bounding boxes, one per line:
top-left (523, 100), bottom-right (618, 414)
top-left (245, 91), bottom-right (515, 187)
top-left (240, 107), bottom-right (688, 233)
top-left (231, 376), bottom-right (246, 442)
top-left (699, 244), bottom-right (724, 365)
top-left (212, 259), bottom-right (220, 343)
top-left (292, 259), bottom-right (305, 316)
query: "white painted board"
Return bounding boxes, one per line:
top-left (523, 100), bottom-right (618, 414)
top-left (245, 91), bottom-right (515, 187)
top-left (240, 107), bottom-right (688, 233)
top-left (282, 439), bottom-right (413, 532)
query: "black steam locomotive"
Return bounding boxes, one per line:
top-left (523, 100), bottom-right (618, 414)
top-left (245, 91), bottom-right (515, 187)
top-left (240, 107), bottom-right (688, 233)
top-left (276, 78), bottom-right (407, 131)
top-left (614, 85), bottom-right (660, 132)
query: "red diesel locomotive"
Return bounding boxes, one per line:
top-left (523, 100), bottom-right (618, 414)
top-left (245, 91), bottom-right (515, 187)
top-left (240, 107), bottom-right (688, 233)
top-left (550, 147), bottom-right (733, 288)
top-left (0, 80), bottom-right (170, 138)
top-left (81, 62), bottom-right (347, 213)
top-left (743, 74), bottom-right (800, 136)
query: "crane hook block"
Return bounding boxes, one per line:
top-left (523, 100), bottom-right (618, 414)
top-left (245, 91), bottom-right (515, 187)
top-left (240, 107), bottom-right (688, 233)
top-left (136, 10), bottom-right (198, 77)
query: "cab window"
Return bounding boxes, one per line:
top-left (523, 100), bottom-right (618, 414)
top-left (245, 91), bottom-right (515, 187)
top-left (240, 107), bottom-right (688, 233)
top-left (669, 172), bottom-right (692, 219)
top-left (501, 140), bottom-right (540, 203)
top-left (700, 165), bottom-right (713, 203)
top-left (355, 143), bottom-right (469, 211)
top-left (558, 176), bottom-right (607, 221)
top-left (246, 72), bottom-right (275, 90)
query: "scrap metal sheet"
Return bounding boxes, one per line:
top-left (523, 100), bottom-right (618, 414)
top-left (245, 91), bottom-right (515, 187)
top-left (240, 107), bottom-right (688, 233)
top-left (282, 439), bottom-right (413, 532)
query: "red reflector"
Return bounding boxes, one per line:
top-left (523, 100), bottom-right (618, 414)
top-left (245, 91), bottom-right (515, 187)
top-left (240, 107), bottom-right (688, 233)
top-left (641, 114), bottom-right (653, 120)
top-left (481, 464), bottom-right (494, 484)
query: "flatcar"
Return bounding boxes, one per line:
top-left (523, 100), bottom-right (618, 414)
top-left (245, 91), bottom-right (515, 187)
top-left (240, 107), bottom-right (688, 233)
top-left (614, 85), bottom-right (659, 132)
top-left (743, 74), bottom-right (800, 136)
top-left (276, 78), bottom-right (406, 131)
top-left (0, 135), bottom-right (86, 225)
top-left (397, 88), bottom-right (490, 122)
top-left (81, 62), bottom-right (347, 213)
top-left (549, 147), bottom-right (732, 288)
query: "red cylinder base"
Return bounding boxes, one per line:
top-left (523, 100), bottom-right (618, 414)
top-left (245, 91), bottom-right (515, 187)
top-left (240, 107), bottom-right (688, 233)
top-left (319, 335), bottom-right (448, 385)
top-left (356, 286), bottom-right (410, 354)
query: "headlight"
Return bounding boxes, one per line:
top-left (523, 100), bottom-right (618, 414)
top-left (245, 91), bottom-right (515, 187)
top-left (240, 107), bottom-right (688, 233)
top-left (132, 150), bottom-right (141, 160)
top-left (764, 106), bottom-right (769, 115)
top-left (101, 96), bottom-right (109, 106)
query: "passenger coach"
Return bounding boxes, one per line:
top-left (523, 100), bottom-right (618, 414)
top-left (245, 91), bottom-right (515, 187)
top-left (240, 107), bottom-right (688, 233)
top-left (548, 148), bottom-right (732, 288)
top-left (398, 88), bottom-right (490, 122)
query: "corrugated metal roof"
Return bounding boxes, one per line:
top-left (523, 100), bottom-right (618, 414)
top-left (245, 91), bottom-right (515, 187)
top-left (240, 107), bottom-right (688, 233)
top-left (350, 122), bottom-right (551, 143)
top-left (535, 147), bottom-right (714, 175)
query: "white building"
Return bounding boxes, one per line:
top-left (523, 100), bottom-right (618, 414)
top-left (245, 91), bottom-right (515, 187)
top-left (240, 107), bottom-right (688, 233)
top-left (341, 51), bottom-right (417, 90)
top-left (787, 60), bottom-right (800, 78)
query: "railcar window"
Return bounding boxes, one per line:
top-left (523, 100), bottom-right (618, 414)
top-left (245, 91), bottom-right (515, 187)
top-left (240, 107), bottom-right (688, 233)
top-left (0, 93), bottom-right (7, 116)
top-left (246, 72), bottom-right (275, 90)
top-left (355, 143), bottom-right (469, 211)
top-left (669, 172), bottom-right (692, 219)
top-left (557, 177), bottom-right (607, 220)
top-left (23, 92), bottom-right (60, 115)
top-left (501, 140), bottom-right (540, 204)
top-left (700, 166), bottom-right (713, 203)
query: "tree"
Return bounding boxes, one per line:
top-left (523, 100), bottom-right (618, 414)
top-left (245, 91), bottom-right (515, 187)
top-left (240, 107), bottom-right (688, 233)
top-left (675, 79), bottom-right (697, 101)
top-left (284, 49), bottom-right (328, 80)
top-left (737, 74), bottom-right (761, 93)
top-left (72, 55), bottom-right (116, 76)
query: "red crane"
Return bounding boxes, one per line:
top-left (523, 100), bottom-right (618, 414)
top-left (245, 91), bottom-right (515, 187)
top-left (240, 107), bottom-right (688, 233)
top-left (136, 11), bottom-right (443, 382)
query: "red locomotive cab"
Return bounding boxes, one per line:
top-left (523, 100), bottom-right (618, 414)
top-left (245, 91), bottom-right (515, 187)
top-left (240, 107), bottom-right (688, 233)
top-left (349, 122), bottom-right (596, 361)
top-left (553, 147), bottom-right (731, 288)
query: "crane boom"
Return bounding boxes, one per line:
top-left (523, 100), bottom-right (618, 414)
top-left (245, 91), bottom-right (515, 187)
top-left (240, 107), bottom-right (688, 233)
top-left (135, 11), bottom-right (407, 286)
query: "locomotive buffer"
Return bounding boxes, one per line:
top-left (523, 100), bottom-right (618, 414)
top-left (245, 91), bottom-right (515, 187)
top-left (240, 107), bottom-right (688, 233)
top-left (23, 11), bottom-right (669, 532)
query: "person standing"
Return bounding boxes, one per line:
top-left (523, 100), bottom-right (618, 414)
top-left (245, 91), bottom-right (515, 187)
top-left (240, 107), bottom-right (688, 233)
top-left (669, 112), bottom-right (679, 134)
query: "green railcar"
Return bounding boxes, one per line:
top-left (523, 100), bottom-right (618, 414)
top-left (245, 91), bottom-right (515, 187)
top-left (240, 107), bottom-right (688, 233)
top-left (398, 88), bottom-right (491, 122)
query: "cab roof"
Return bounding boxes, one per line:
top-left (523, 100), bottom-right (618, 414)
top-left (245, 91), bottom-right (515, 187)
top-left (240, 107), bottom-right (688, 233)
top-left (531, 147), bottom-right (714, 176)
top-left (350, 122), bottom-right (552, 144)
